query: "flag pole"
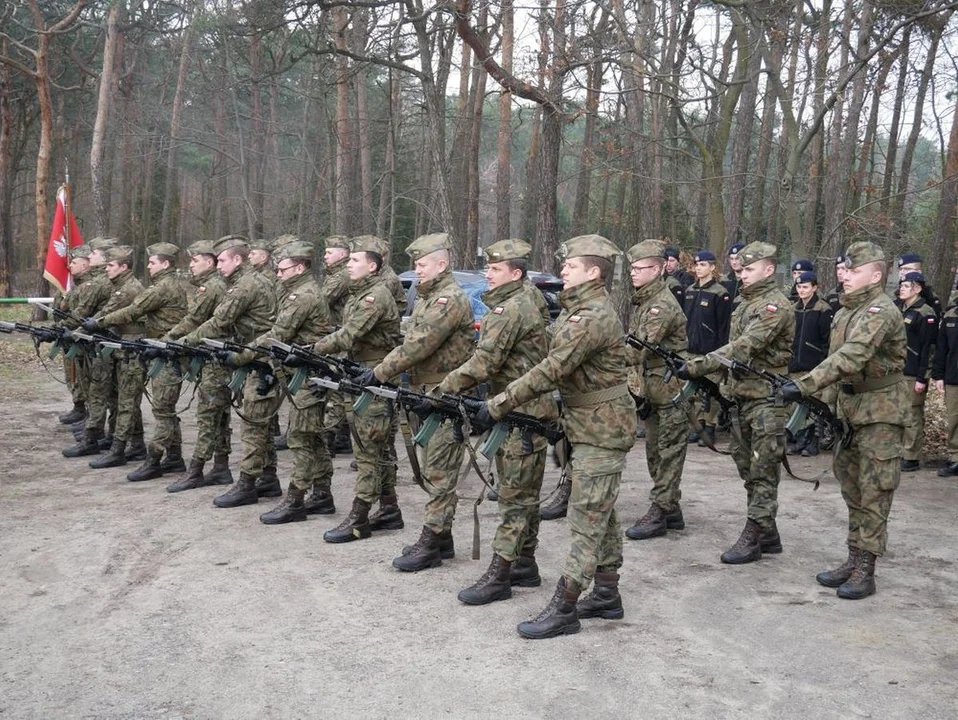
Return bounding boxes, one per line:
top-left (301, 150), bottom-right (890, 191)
top-left (63, 163), bottom-right (72, 249)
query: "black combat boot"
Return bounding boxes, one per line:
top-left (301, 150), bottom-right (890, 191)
top-left (255, 466), bottom-right (283, 497)
top-left (760, 520), bottom-right (783, 554)
top-left (801, 427), bottom-right (819, 457)
top-left (205, 454), bottom-right (233, 485)
top-left (540, 476), bottom-right (571, 521)
top-left (697, 425), bottom-right (716, 448)
top-left (816, 547), bottom-right (859, 588)
top-left (260, 487), bottom-right (308, 525)
top-left (98, 435), bottom-right (113, 451)
top-left (369, 492), bottom-right (404, 531)
top-left (303, 486), bottom-right (335, 515)
top-left (160, 445), bottom-right (187, 473)
top-left (576, 570), bottom-right (624, 620)
top-left (687, 429), bottom-right (700, 444)
top-left (127, 448), bottom-right (164, 482)
top-left (837, 550), bottom-right (877, 599)
top-left (333, 426), bottom-right (352, 455)
top-left (125, 434), bottom-right (147, 461)
top-left (166, 459), bottom-right (208, 493)
top-left (510, 551), bottom-right (541, 587)
top-left (70, 419), bottom-right (86, 435)
top-left (666, 504), bottom-right (686, 530)
top-left (59, 402), bottom-right (86, 425)
top-left (63, 429), bottom-right (103, 458)
top-left (401, 528), bottom-right (455, 559)
top-left (938, 462), bottom-right (958, 477)
top-left (393, 526), bottom-right (443, 572)
top-left (213, 472), bottom-right (258, 508)
top-left (720, 519), bottom-right (763, 564)
top-left (900, 459), bottom-right (920, 472)
top-left (323, 497), bottom-right (372, 543)
top-left (517, 576), bottom-right (582, 640)
top-left (458, 554), bottom-right (513, 605)
top-left (89, 438), bottom-right (128, 469)
top-left (625, 504), bottom-right (668, 540)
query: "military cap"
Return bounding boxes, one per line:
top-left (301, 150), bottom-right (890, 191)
top-left (626, 239), bottom-right (665, 263)
top-left (737, 241), bottom-right (777, 267)
top-left (69, 245), bottom-right (93, 260)
top-left (663, 247), bottom-right (681, 260)
top-left (271, 234), bottom-right (298, 252)
top-left (902, 271), bottom-right (926, 286)
top-left (406, 233), bottom-right (451, 262)
top-left (187, 240), bottom-right (217, 257)
top-left (843, 241), bottom-right (885, 269)
top-left (898, 252), bottom-right (922, 266)
top-left (214, 235), bottom-right (250, 255)
top-left (88, 237), bottom-right (118, 251)
top-left (324, 235), bottom-right (350, 250)
top-left (694, 250), bottom-right (717, 263)
top-left (104, 245), bottom-right (134, 264)
top-left (792, 259), bottom-right (814, 272)
top-left (275, 242), bottom-right (314, 262)
top-left (728, 242), bottom-right (745, 256)
top-left (835, 254), bottom-right (846, 266)
top-left (556, 234), bottom-right (621, 263)
top-left (147, 242), bottom-right (180, 259)
top-left (249, 238), bottom-right (271, 251)
top-left (797, 271), bottom-right (818, 285)
top-left (350, 235), bottom-right (387, 255)
top-left (485, 238), bottom-right (532, 263)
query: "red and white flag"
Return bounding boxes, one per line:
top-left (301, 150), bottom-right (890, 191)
top-left (43, 185), bottom-right (85, 294)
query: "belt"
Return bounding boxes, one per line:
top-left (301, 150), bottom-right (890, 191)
top-left (841, 373), bottom-right (903, 395)
top-left (563, 383), bottom-right (630, 408)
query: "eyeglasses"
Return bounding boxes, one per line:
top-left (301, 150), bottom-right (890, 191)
top-left (276, 263), bottom-right (298, 275)
top-left (630, 265), bottom-right (659, 272)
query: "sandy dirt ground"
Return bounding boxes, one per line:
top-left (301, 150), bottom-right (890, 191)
top-left (1, 336), bottom-right (957, 719)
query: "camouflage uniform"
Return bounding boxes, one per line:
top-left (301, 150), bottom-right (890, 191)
top-left (58, 247), bottom-right (97, 413)
top-left (250, 238), bottom-right (284, 441)
top-left (320, 237), bottom-right (352, 442)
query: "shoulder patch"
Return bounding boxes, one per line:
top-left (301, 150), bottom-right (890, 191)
top-left (649, 307), bottom-right (661, 316)
top-left (928, 317), bottom-right (936, 324)
top-left (227, 288), bottom-right (235, 294)
top-left (867, 306), bottom-right (882, 314)
top-left (197, 286), bottom-right (206, 294)
top-left (437, 297), bottom-right (449, 305)
top-left (365, 295), bottom-right (375, 304)
top-left (569, 315), bottom-right (582, 323)
top-left (765, 304), bottom-right (778, 313)
top-left (722, 295), bottom-right (730, 301)
top-left (288, 294), bottom-right (297, 301)
top-left (493, 306), bottom-right (504, 315)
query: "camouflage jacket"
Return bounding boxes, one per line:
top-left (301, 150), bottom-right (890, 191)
top-left (165, 267), bottom-right (228, 340)
top-left (312, 271), bottom-right (400, 368)
top-left (185, 263), bottom-right (276, 345)
top-left (524, 278), bottom-right (552, 326)
top-left (254, 261), bottom-right (284, 302)
top-left (375, 268), bottom-right (473, 387)
top-left (628, 277), bottom-right (687, 407)
top-left (381, 264), bottom-right (408, 315)
top-left (441, 279), bottom-right (558, 422)
top-left (797, 283), bottom-right (907, 427)
top-left (100, 267), bottom-right (188, 339)
top-left (489, 279), bottom-right (636, 452)
top-left (256, 270), bottom-right (331, 348)
top-left (691, 275), bottom-right (795, 401)
top-left (322, 258), bottom-right (350, 326)
top-left (96, 269), bottom-right (145, 339)
top-left (62, 266), bottom-right (112, 330)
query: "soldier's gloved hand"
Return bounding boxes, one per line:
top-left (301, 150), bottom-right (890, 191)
top-left (354, 368), bottom-right (379, 388)
top-left (81, 317), bottom-right (99, 332)
top-left (675, 362), bottom-right (693, 380)
top-left (141, 347), bottom-right (164, 361)
top-left (283, 353), bottom-right (306, 368)
top-left (779, 380), bottom-right (804, 402)
top-left (471, 402), bottom-right (496, 433)
top-left (408, 397), bottom-right (435, 422)
top-left (35, 328), bottom-right (57, 343)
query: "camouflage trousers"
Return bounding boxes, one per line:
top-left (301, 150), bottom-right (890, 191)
top-left (421, 420), bottom-right (465, 533)
top-left (491, 433), bottom-right (547, 561)
top-left (84, 352), bottom-right (117, 435)
top-left (147, 364), bottom-right (182, 455)
top-left (646, 401), bottom-right (689, 511)
top-left (65, 356), bottom-right (87, 404)
top-left (353, 395), bottom-right (395, 504)
top-left (945, 385), bottom-right (958, 462)
top-left (563, 443), bottom-right (626, 590)
top-left (193, 364), bottom-right (232, 462)
top-left (833, 422), bottom-right (902, 556)
top-left (692, 370), bottom-right (722, 427)
top-left (238, 370), bottom-right (282, 477)
top-left (287, 388), bottom-right (332, 493)
top-left (729, 398), bottom-right (786, 530)
top-left (901, 381), bottom-right (927, 461)
top-left (114, 353), bottom-right (145, 442)
top-left (323, 390), bottom-right (345, 433)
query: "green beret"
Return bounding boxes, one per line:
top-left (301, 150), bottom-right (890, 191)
top-left (406, 233), bottom-right (451, 262)
top-left (69, 245), bottom-right (94, 260)
top-left (737, 241), bottom-right (778, 267)
top-left (104, 245), bottom-right (134, 264)
top-left (350, 235), bottom-right (387, 256)
top-left (88, 237), bottom-right (118, 251)
top-left (147, 242), bottom-right (180, 259)
top-left (249, 238), bottom-right (271, 251)
top-left (187, 240), bottom-right (217, 257)
top-left (270, 234), bottom-right (298, 252)
top-left (275, 242), bottom-right (314, 262)
top-left (324, 235), bottom-right (350, 251)
top-left (485, 239), bottom-right (532, 263)
top-left (626, 239), bottom-right (666, 263)
top-left (214, 234), bottom-right (250, 255)
top-left (556, 234), bottom-right (621, 263)
top-left (843, 241), bottom-right (886, 269)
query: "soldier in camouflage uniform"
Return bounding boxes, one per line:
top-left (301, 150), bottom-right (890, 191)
top-left (86, 243), bottom-right (189, 481)
top-left (679, 241), bottom-right (795, 565)
top-left (181, 235), bottom-right (278, 508)
top-left (358, 233), bottom-right (474, 573)
top-left (439, 239), bottom-right (559, 603)
top-left (310, 236), bottom-right (402, 543)
top-left (478, 234), bottom-right (636, 640)
top-left (320, 235), bottom-right (353, 456)
top-left (624, 240), bottom-right (691, 541)
top-left (249, 237), bottom-right (287, 447)
top-left (164, 240), bottom-right (234, 492)
top-left (83, 246), bottom-right (147, 469)
top-left (897, 271), bottom-right (937, 472)
top-left (781, 241), bottom-right (907, 599)
top-left (63, 238), bottom-right (120, 457)
top-left (55, 246), bottom-right (95, 425)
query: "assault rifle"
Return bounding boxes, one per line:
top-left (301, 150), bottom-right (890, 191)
top-left (30, 302), bottom-right (85, 359)
top-left (200, 339), bottom-right (277, 394)
top-left (0, 320), bottom-right (62, 344)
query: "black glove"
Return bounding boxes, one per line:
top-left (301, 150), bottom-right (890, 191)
top-left (779, 380), bottom-right (804, 402)
top-left (215, 350), bottom-right (240, 368)
top-left (81, 317), bottom-right (99, 333)
top-left (471, 401), bottom-right (496, 432)
top-left (141, 347), bottom-right (164, 361)
top-left (283, 353), bottom-right (306, 368)
top-left (408, 397), bottom-right (435, 422)
top-left (354, 368), bottom-right (379, 388)
top-left (35, 328), bottom-right (57, 343)
top-left (675, 362), bottom-right (693, 380)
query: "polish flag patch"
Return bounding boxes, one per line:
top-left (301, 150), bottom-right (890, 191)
top-left (493, 306), bottom-right (504, 315)
top-left (765, 304), bottom-right (778, 313)
top-left (365, 295), bottom-right (375, 304)
top-left (928, 317), bottom-right (936, 324)
top-left (867, 306), bottom-right (882, 314)
top-left (569, 315), bottom-right (582, 323)
top-left (437, 297), bottom-right (448, 305)
top-left (649, 307), bottom-right (661, 316)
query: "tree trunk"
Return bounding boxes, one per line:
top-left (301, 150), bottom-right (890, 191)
top-left (881, 26), bottom-right (910, 219)
top-left (929, 89), bottom-right (958, 296)
top-left (571, 59), bottom-right (603, 236)
top-left (0, 39), bottom-right (13, 296)
top-left (159, 18), bottom-right (193, 245)
top-left (724, 28), bottom-right (761, 249)
top-left (90, 2), bottom-right (120, 237)
top-left (353, 11), bottom-right (374, 234)
top-left (465, 22), bottom-right (488, 267)
top-left (495, 0), bottom-right (513, 241)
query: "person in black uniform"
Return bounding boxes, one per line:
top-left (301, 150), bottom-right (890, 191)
top-left (898, 271), bottom-right (938, 471)
top-left (825, 255), bottom-right (847, 314)
top-left (684, 250), bottom-right (732, 445)
top-left (788, 259), bottom-right (814, 303)
top-left (722, 243), bottom-right (745, 308)
top-left (896, 253), bottom-right (943, 318)
top-left (787, 271), bottom-right (833, 456)
top-left (664, 247), bottom-right (694, 308)
top-left (932, 301), bottom-right (958, 476)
